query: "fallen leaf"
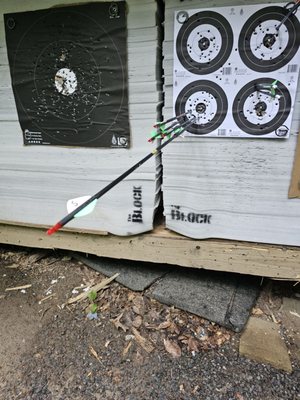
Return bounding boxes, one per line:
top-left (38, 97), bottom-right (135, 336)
top-left (168, 321), bottom-right (180, 334)
top-left (132, 315), bottom-right (143, 328)
top-left (132, 296), bottom-right (145, 315)
top-left (192, 385), bottom-right (200, 394)
top-left (122, 341), bottom-right (132, 356)
top-left (132, 306), bottom-right (141, 315)
top-left (144, 323), bottom-right (157, 330)
top-left (128, 293), bottom-right (135, 302)
top-left (252, 307), bottom-right (264, 316)
top-left (62, 256), bottom-right (72, 261)
top-left (163, 338), bottom-right (181, 358)
top-left (89, 346), bottom-right (101, 362)
top-left (100, 303), bottom-right (110, 312)
top-left (199, 334), bottom-right (208, 342)
top-left (132, 327), bottom-right (155, 353)
top-left (147, 309), bottom-right (161, 321)
top-left (133, 350), bottom-right (144, 365)
top-left (187, 337), bottom-right (200, 353)
top-left (216, 337), bottom-right (226, 346)
top-left (157, 321), bottom-right (171, 330)
top-left (178, 334), bottom-right (189, 342)
top-left (67, 273), bottom-right (119, 304)
top-left (111, 367), bottom-right (121, 384)
top-left (111, 313), bottom-right (128, 332)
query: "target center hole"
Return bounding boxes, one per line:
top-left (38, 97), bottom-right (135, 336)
top-left (198, 37), bottom-right (210, 51)
top-left (263, 33), bottom-right (276, 49)
top-left (254, 101), bottom-right (267, 117)
top-left (196, 102), bottom-right (207, 114)
top-left (55, 68), bottom-right (77, 96)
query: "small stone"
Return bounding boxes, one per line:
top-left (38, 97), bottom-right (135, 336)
top-left (87, 312), bottom-right (98, 320)
top-left (239, 317), bottom-right (292, 373)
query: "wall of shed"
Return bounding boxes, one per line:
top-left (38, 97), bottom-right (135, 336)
top-left (162, 0), bottom-right (300, 246)
top-left (0, 0), bottom-right (163, 236)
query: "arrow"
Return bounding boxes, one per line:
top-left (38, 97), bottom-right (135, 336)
top-left (255, 80), bottom-right (280, 99)
top-left (66, 196), bottom-right (97, 217)
top-left (148, 121), bottom-right (179, 142)
top-left (47, 116), bottom-right (195, 235)
top-left (153, 111), bottom-right (191, 128)
top-left (276, 0), bottom-right (300, 31)
top-left (149, 111), bottom-right (192, 142)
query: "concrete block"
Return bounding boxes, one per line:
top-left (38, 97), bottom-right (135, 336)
top-left (239, 317), bottom-right (292, 373)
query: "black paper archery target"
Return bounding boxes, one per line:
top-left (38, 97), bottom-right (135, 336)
top-left (175, 80), bottom-right (228, 134)
top-left (238, 6), bottom-right (300, 73)
top-left (176, 11), bottom-right (233, 75)
top-left (232, 78), bottom-right (291, 135)
top-left (4, 3), bottom-right (129, 147)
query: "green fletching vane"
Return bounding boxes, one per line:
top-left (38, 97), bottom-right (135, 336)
top-left (150, 129), bottom-right (157, 138)
top-left (74, 199), bottom-right (97, 218)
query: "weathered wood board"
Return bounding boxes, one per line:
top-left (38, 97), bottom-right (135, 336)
top-left (0, 221), bottom-right (299, 280)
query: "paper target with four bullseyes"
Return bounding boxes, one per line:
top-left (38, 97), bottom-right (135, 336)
top-left (173, 3), bottom-right (300, 138)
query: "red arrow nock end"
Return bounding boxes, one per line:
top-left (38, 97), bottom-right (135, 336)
top-left (47, 222), bottom-right (62, 235)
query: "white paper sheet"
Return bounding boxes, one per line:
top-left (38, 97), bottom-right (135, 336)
top-left (173, 3), bottom-right (300, 138)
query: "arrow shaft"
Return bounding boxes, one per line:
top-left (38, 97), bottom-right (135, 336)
top-left (47, 118), bottom-right (194, 234)
top-left (153, 111), bottom-right (190, 128)
top-left (276, 0), bottom-right (300, 31)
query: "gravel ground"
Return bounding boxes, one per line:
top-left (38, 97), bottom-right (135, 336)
top-left (0, 246), bottom-right (299, 400)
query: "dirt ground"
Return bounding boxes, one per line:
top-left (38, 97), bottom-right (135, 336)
top-left (0, 245), bottom-right (299, 400)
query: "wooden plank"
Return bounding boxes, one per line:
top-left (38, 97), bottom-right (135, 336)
top-left (0, 222), bottom-right (299, 280)
top-left (288, 134), bottom-right (300, 198)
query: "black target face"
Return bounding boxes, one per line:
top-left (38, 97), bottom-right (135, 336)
top-left (4, 3), bottom-right (129, 147)
top-left (232, 78), bottom-right (291, 135)
top-left (34, 40), bottom-right (101, 123)
top-left (238, 6), bottom-right (300, 72)
top-left (175, 80), bottom-right (228, 134)
top-left (176, 11), bottom-right (233, 75)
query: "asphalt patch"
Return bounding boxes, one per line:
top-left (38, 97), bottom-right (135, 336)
top-left (151, 269), bottom-right (261, 332)
top-left (73, 253), bottom-right (169, 292)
